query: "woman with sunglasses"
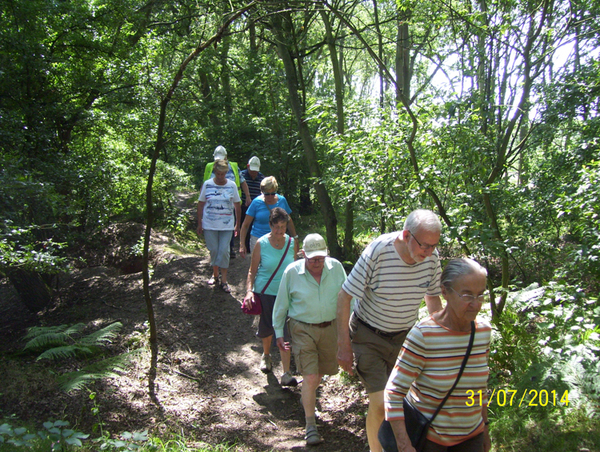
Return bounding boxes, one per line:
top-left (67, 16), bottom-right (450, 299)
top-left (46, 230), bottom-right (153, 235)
top-left (239, 176), bottom-right (299, 258)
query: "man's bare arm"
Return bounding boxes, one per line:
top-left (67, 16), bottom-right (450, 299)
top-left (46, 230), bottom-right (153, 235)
top-left (337, 289), bottom-right (354, 374)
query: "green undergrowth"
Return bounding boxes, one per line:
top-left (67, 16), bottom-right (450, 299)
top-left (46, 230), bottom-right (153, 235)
top-left (161, 230), bottom-right (206, 257)
top-left (486, 282), bottom-right (600, 451)
top-left (0, 422), bottom-right (243, 452)
top-left (489, 407), bottom-right (600, 451)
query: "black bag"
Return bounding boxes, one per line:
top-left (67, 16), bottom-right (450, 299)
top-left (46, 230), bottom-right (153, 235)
top-left (378, 400), bottom-right (429, 452)
top-left (378, 321), bottom-right (476, 452)
top-left (403, 397), bottom-right (430, 450)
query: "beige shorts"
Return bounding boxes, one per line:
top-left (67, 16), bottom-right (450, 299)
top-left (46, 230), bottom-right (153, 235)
top-left (349, 313), bottom-right (409, 394)
top-left (289, 318), bottom-right (339, 376)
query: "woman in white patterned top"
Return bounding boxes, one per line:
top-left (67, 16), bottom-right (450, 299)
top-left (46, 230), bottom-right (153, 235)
top-left (197, 159), bottom-right (241, 293)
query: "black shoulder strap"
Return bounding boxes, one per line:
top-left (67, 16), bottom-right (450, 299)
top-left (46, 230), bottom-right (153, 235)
top-left (429, 321), bottom-right (476, 424)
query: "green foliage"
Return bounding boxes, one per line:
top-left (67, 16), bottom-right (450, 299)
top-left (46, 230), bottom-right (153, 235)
top-left (489, 406), bottom-right (600, 452)
top-left (138, 438), bottom-right (239, 452)
top-left (21, 322), bottom-right (138, 392)
top-left (23, 323), bottom-right (87, 353)
top-left (0, 232), bottom-right (67, 277)
top-left (489, 282), bottom-right (600, 450)
top-left (58, 353), bottom-right (135, 393)
top-left (318, 106), bottom-right (421, 234)
top-left (554, 161), bottom-right (600, 287)
top-left (0, 420), bottom-right (153, 452)
top-left (94, 430), bottom-right (149, 451)
top-left (60, 136), bottom-right (193, 230)
top-left (0, 416), bottom-right (247, 451)
top-left (24, 323), bottom-right (122, 359)
top-left (0, 420), bottom-right (89, 451)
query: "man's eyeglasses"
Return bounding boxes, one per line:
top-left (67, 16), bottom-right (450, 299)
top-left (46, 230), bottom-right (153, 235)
top-left (449, 286), bottom-right (487, 303)
top-left (409, 231), bottom-right (438, 251)
top-left (307, 256), bottom-right (325, 264)
top-left (263, 192), bottom-right (277, 197)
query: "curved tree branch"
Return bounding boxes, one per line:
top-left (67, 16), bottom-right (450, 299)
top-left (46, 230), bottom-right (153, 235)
top-left (142, 0), bottom-right (258, 404)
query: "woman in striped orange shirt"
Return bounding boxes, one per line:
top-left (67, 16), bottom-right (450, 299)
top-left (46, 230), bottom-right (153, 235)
top-left (384, 258), bottom-right (492, 452)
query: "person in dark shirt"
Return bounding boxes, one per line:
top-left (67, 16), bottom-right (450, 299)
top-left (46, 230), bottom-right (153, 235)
top-left (240, 156), bottom-right (264, 252)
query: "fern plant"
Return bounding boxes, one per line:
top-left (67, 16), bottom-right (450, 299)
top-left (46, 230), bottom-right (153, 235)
top-left (22, 322), bottom-right (138, 391)
top-left (58, 352), bottom-right (136, 392)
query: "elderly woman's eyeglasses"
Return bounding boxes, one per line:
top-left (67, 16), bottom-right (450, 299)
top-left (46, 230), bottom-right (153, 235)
top-left (408, 231), bottom-right (438, 251)
top-left (449, 286), bottom-right (487, 303)
top-left (263, 192), bottom-right (277, 196)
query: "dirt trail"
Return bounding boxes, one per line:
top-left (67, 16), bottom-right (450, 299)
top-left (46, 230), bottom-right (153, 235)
top-left (0, 193), bottom-right (369, 452)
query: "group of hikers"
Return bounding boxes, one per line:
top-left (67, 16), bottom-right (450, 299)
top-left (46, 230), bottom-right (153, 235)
top-left (197, 146), bottom-right (491, 452)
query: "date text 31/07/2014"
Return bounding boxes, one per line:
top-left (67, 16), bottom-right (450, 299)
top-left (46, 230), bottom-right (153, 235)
top-left (466, 389), bottom-right (569, 407)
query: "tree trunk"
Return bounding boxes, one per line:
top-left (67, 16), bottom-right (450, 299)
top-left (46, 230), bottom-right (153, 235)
top-left (320, 9), bottom-right (350, 258)
top-left (271, 11), bottom-right (341, 258)
top-left (395, 11), bottom-right (411, 103)
top-left (220, 34), bottom-right (233, 117)
top-left (373, 0), bottom-right (385, 109)
top-left (9, 269), bottom-right (53, 313)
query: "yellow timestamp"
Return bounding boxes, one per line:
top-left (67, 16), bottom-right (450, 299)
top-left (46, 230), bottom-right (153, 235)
top-left (466, 389), bottom-right (570, 407)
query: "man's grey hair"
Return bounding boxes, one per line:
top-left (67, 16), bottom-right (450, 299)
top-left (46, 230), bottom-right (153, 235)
top-left (441, 258), bottom-right (488, 288)
top-left (403, 209), bottom-right (442, 234)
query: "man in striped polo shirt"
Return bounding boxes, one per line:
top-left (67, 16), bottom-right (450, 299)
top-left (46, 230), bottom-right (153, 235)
top-left (337, 209), bottom-right (443, 452)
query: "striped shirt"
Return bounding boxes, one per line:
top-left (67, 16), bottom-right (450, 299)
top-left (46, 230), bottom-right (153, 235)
top-left (385, 317), bottom-right (491, 447)
top-left (240, 169), bottom-right (264, 204)
top-left (342, 232), bottom-right (442, 332)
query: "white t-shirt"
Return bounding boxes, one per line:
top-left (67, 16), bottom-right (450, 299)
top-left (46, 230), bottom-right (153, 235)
top-left (198, 178), bottom-right (240, 230)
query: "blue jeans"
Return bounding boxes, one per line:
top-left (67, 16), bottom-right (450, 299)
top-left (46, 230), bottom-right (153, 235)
top-left (204, 229), bottom-right (233, 268)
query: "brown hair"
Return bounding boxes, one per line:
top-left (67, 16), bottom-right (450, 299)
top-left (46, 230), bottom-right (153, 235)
top-left (269, 207), bottom-right (289, 226)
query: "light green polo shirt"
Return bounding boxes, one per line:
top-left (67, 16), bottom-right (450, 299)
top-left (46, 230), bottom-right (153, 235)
top-left (273, 257), bottom-right (347, 338)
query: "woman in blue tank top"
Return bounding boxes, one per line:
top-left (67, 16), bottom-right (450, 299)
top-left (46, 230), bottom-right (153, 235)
top-left (241, 207), bottom-right (299, 386)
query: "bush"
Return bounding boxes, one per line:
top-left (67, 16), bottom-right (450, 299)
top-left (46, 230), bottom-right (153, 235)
top-left (488, 283), bottom-right (600, 450)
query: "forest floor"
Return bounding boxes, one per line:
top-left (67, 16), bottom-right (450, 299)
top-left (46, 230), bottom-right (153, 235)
top-left (0, 192), bottom-right (369, 452)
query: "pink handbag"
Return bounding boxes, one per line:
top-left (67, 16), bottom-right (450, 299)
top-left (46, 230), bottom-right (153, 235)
top-left (242, 292), bottom-right (263, 315)
top-left (241, 237), bottom-right (291, 315)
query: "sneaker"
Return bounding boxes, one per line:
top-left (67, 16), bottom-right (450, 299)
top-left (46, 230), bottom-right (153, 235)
top-left (260, 354), bottom-right (272, 373)
top-left (280, 372), bottom-right (298, 387)
top-left (305, 425), bottom-right (323, 446)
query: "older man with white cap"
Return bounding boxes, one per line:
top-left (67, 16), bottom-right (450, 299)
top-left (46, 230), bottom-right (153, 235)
top-left (203, 146), bottom-right (251, 204)
top-left (273, 233), bottom-right (347, 446)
